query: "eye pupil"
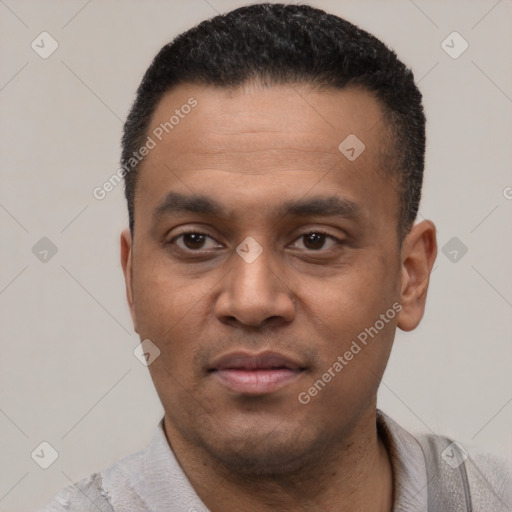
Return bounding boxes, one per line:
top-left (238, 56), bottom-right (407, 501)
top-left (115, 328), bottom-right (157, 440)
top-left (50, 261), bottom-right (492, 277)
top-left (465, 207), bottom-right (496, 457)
top-left (304, 233), bottom-right (325, 250)
top-left (183, 233), bottom-right (206, 249)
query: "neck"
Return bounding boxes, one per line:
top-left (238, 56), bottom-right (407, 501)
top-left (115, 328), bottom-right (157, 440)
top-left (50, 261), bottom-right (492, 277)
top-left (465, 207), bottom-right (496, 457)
top-left (164, 407), bottom-right (394, 512)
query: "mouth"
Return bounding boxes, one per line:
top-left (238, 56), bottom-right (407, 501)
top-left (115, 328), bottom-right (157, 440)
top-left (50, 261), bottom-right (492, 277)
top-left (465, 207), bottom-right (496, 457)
top-left (208, 351), bottom-right (306, 395)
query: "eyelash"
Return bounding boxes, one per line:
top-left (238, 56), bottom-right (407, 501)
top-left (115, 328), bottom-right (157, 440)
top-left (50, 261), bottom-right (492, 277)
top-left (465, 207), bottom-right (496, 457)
top-left (168, 229), bottom-right (343, 252)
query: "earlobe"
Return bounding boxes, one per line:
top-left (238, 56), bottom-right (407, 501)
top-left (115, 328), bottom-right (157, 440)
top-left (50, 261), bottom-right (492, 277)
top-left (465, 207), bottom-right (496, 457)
top-left (396, 220), bottom-right (437, 332)
top-left (120, 228), bottom-right (138, 332)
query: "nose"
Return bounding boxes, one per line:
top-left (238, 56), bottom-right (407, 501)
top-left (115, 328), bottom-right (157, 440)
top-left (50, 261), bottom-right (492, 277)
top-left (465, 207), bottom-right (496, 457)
top-left (214, 244), bottom-right (296, 328)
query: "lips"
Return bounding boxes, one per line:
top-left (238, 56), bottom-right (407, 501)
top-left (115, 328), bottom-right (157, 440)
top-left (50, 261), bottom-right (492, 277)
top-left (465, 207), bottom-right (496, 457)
top-left (209, 351), bottom-right (305, 395)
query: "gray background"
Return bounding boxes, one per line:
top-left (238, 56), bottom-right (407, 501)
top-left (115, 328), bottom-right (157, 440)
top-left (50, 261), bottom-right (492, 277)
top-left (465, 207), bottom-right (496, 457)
top-left (1, 0), bottom-right (511, 510)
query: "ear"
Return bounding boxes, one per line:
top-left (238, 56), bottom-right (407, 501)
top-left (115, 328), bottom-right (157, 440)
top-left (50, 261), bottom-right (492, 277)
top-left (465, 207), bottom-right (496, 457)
top-left (121, 228), bottom-right (138, 333)
top-left (396, 220), bottom-right (437, 332)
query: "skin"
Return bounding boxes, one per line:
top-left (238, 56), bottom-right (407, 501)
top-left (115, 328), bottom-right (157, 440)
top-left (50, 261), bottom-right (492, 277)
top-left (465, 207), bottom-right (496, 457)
top-left (121, 82), bottom-right (437, 511)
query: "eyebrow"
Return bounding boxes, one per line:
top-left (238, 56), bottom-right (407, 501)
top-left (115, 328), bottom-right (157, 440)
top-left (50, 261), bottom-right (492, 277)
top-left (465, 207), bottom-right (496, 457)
top-left (153, 191), bottom-right (360, 221)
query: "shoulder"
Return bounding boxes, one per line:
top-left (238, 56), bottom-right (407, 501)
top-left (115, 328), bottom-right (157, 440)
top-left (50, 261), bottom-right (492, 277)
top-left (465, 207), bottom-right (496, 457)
top-left (36, 424), bottom-right (160, 512)
top-left (415, 432), bottom-right (512, 511)
top-left (36, 472), bottom-right (114, 512)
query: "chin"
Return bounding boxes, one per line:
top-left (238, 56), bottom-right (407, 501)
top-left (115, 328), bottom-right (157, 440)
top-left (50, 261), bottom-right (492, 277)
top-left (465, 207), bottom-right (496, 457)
top-left (207, 441), bottom-right (311, 477)
top-left (195, 419), bottom-right (327, 477)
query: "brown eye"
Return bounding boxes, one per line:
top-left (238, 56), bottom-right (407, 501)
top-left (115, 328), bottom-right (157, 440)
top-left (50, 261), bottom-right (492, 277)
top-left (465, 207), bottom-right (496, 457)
top-left (291, 232), bottom-right (339, 251)
top-left (303, 233), bottom-right (326, 250)
top-left (170, 232), bottom-right (221, 252)
top-left (182, 233), bottom-right (207, 249)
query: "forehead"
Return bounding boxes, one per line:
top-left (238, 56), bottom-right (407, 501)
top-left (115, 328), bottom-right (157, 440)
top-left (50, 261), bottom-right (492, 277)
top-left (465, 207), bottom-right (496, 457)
top-left (134, 82), bottom-right (397, 229)
top-left (148, 82), bottom-right (385, 167)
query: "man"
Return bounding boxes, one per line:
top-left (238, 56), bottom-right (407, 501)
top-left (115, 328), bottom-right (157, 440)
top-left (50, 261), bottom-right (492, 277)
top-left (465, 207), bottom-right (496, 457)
top-left (39, 3), bottom-right (511, 511)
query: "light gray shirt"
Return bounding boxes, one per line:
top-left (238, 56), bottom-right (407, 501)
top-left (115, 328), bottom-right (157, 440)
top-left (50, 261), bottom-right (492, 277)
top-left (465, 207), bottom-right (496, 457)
top-left (39, 410), bottom-right (511, 511)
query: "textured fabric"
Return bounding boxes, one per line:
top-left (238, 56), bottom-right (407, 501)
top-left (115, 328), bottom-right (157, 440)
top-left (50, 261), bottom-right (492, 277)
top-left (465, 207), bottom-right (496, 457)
top-left (37, 473), bottom-right (114, 512)
top-left (37, 411), bottom-right (512, 511)
top-left (416, 433), bottom-right (512, 512)
top-left (100, 423), bottom-right (209, 512)
top-left (376, 411), bottom-right (428, 510)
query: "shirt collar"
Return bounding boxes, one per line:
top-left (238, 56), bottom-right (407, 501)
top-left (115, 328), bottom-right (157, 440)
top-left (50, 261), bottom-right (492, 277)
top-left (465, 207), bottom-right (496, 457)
top-left (377, 410), bottom-right (428, 511)
top-left (102, 416), bottom-right (209, 511)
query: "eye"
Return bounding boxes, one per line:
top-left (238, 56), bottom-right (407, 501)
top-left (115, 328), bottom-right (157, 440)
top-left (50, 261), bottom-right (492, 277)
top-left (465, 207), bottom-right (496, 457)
top-left (290, 231), bottom-right (341, 251)
top-left (169, 230), bottom-right (342, 253)
top-left (170, 231), bottom-right (222, 251)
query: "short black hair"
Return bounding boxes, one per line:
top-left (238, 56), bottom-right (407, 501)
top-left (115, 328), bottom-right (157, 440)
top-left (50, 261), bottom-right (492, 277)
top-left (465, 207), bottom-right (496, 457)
top-left (122, 3), bottom-right (425, 239)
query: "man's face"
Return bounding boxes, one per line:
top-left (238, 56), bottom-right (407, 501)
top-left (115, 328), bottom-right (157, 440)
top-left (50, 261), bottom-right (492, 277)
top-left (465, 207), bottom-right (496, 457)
top-left (122, 83), bottom-right (411, 474)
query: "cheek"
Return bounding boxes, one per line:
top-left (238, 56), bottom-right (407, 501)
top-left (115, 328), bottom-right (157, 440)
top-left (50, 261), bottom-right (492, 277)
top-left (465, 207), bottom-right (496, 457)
top-left (308, 253), bottom-right (398, 327)
top-left (130, 256), bottom-right (219, 386)
top-left (131, 255), bottom-right (207, 340)
top-left (303, 253), bottom-right (399, 377)
top-left (299, 307), bottom-right (396, 421)
top-left (317, 296), bottom-right (396, 379)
